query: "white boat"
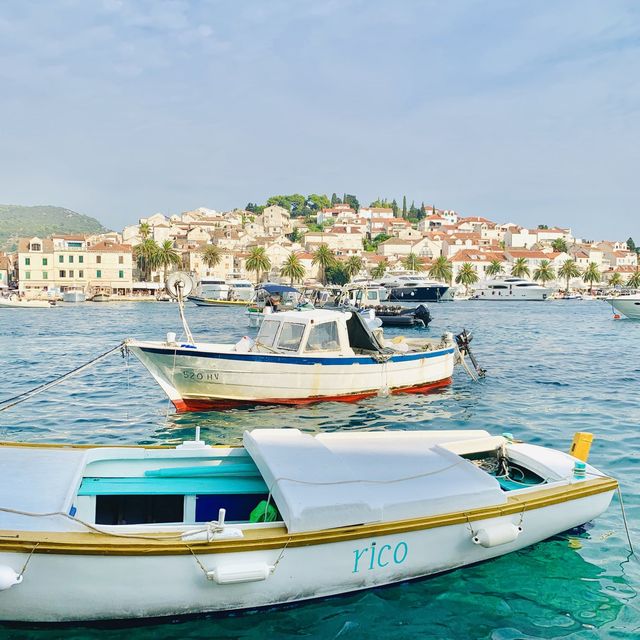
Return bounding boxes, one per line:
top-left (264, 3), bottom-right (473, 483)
top-left (126, 308), bottom-right (462, 411)
top-left (227, 279), bottom-right (255, 301)
top-left (0, 297), bottom-right (55, 309)
top-left (0, 428), bottom-right (616, 622)
top-left (604, 293), bottom-right (640, 319)
top-left (62, 287), bottom-right (86, 303)
top-left (245, 284), bottom-right (311, 328)
top-left (199, 278), bottom-right (229, 300)
top-left (472, 277), bottom-right (550, 301)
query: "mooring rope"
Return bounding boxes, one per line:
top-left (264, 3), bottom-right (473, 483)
top-left (0, 342), bottom-right (125, 413)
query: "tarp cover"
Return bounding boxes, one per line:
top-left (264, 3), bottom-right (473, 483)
top-left (0, 446), bottom-right (88, 531)
top-left (243, 429), bottom-right (507, 533)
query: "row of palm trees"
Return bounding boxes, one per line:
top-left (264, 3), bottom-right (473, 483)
top-left (197, 239), bottom-right (640, 293)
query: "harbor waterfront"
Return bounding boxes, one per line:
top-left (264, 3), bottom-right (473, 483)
top-left (0, 301), bottom-right (638, 637)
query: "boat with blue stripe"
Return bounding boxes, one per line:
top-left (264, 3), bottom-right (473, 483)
top-left (126, 309), bottom-right (470, 411)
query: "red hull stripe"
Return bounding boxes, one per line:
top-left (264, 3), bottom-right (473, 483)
top-left (172, 377), bottom-right (453, 412)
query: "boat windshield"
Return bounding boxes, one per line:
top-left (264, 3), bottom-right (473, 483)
top-left (306, 321), bottom-right (340, 351)
top-left (276, 323), bottom-right (305, 352)
top-left (257, 319), bottom-right (279, 347)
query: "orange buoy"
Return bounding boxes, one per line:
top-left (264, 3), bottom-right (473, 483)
top-left (613, 314), bottom-right (621, 320)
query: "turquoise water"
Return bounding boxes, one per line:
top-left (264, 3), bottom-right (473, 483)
top-left (0, 300), bottom-right (638, 639)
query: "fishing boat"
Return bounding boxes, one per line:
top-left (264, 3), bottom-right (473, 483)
top-left (189, 297), bottom-right (252, 307)
top-left (0, 428), bottom-right (616, 622)
top-left (126, 308), bottom-right (472, 411)
top-left (604, 293), bottom-right (640, 319)
top-left (472, 278), bottom-right (550, 301)
top-left (62, 286), bottom-right (86, 303)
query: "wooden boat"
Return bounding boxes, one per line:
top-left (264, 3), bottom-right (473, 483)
top-left (126, 309), bottom-right (464, 411)
top-left (189, 296), bottom-right (252, 307)
top-left (0, 428), bottom-right (616, 622)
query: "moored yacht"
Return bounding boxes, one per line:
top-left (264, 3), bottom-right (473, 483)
top-left (382, 275), bottom-right (453, 303)
top-left (604, 293), bottom-right (640, 319)
top-left (472, 278), bottom-right (550, 301)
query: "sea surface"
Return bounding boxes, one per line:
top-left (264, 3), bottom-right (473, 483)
top-left (0, 299), bottom-right (638, 639)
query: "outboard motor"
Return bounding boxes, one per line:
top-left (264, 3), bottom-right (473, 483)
top-left (455, 329), bottom-right (486, 378)
top-left (414, 304), bottom-right (432, 327)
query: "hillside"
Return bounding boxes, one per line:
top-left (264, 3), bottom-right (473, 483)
top-left (0, 205), bottom-right (109, 251)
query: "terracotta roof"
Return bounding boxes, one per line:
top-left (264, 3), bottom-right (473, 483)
top-left (506, 250), bottom-right (549, 259)
top-left (88, 242), bottom-right (133, 253)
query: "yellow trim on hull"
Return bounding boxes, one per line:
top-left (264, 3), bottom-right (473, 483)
top-left (0, 477), bottom-right (617, 556)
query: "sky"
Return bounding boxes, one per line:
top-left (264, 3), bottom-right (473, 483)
top-left (0, 0), bottom-right (638, 241)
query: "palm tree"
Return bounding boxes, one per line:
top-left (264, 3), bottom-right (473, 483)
top-left (403, 252), bottom-right (423, 273)
top-left (428, 256), bottom-right (453, 284)
top-left (511, 257), bottom-right (530, 278)
top-left (156, 240), bottom-right (181, 284)
top-left (312, 244), bottom-right (336, 285)
top-left (486, 260), bottom-right (504, 277)
top-left (134, 238), bottom-right (159, 281)
top-left (371, 259), bottom-right (389, 279)
top-left (558, 259), bottom-right (581, 292)
top-left (608, 272), bottom-right (623, 288)
top-left (200, 245), bottom-right (222, 273)
top-left (533, 259), bottom-right (556, 286)
top-left (246, 246), bottom-right (271, 284)
top-left (455, 263), bottom-right (479, 295)
top-left (628, 269), bottom-right (640, 289)
top-left (280, 252), bottom-right (306, 285)
top-left (344, 255), bottom-right (364, 281)
top-left (551, 238), bottom-right (568, 253)
top-left (582, 262), bottom-right (601, 294)
top-left (139, 222), bottom-right (151, 240)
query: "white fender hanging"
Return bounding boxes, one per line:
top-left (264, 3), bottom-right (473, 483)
top-left (473, 523), bottom-right (522, 547)
top-left (0, 566), bottom-right (22, 591)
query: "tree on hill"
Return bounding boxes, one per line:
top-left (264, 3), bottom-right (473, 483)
top-left (551, 238), bottom-right (568, 253)
top-left (245, 202), bottom-right (265, 214)
top-left (371, 259), bottom-right (389, 279)
top-left (362, 233), bottom-right (390, 252)
top-left (331, 193), bottom-right (341, 205)
top-left (325, 262), bottom-right (349, 286)
top-left (306, 194), bottom-right (331, 212)
top-left (343, 194), bottom-right (359, 212)
top-left (200, 245), bottom-right (222, 271)
top-left (139, 222), bottom-right (151, 239)
top-left (402, 196), bottom-right (407, 219)
top-left (627, 237), bottom-right (637, 253)
top-left (280, 252), bottom-right (306, 285)
top-left (391, 199), bottom-right (398, 216)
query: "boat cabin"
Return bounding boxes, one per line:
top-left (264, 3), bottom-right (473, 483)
top-left (251, 309), bottom-right (384, 357)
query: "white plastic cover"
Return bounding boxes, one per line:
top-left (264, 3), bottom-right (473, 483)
top-left (243, 429), bottom-right (507, 533)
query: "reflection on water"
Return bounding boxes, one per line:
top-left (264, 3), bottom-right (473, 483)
top-left (0, 300), bottom-right (639, 637)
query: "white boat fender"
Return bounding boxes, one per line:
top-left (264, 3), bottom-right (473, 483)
top-left (166, 332), bottom-right (177, 345)
top-left (206, 563), bottom-right (275, 585)
top-left (0, 566), bottom-right (22, 591)
top-left (234, 336), bottom-right (254, 353)
top-left (472, 523), bottom-right (522, 547)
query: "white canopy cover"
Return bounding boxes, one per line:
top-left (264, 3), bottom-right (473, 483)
top-left (243, 429), bottom-right (507, 534)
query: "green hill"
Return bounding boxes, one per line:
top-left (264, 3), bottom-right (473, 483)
top-left (0, 205), bottom-right (109, 251)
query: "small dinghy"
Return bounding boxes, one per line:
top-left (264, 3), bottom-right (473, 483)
top-left (0, 428), bottom-right (615, 622)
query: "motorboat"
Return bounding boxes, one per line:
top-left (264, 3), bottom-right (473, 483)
top-left (338, 284), bottom-right (432, 328)
top-left (126, 308), bottom-right (467, 411)
top-left (604, 293), bottom-right (640, 319)
top-left (189, 297), bottom-right (251, 307)
top-left (383, 275), bottom-right (453, 303)
top-left (0, 428), bottom-right (615, 622)
top-left (199, 278), bottom-right (230, 300)
top-left (245, 284), bottom-right (312, 328)
top-left (62, 287), bottom-right (86, 303)
top-left (89, 287), bottom-right (112, 302)
top-left (227, 279), bottom-right (255, 302)
top-left (0, 297), bottom-right (56, 309)
top-left (472, 278), bottom-right (550, 301)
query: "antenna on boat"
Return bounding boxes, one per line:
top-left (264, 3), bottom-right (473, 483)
top-left (166, 272), bottom-right (196, 344)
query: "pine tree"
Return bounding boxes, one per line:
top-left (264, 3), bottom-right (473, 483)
top-left (392, 199), bottom-right (398, 217)
top-left (402, 196), bottom-right (407, 219)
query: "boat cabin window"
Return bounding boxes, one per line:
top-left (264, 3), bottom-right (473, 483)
top-left (276, 322), bottom-right (305, 351)
top-left (257, 319), bottom-right (280, 347)
top-left (306, 321), bottom-right (340, 351)
top-left (95, 494), bottom-right (183, 525)
top-left (490, 284), bottom-right (508, 289)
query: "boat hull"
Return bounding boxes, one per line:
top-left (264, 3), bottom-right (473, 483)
top-left (126, 341), bottom-right (455, 411)
top-left (605, 297), bottom-right (640, 319)
top-left (62, 291), bottom-right (86, 303)
top-left (0, 484), bottom-right (614, 622)
top-left (387, 285), bottom-right (451, 303)
top-left (189, 296), bottom-right (251, 307)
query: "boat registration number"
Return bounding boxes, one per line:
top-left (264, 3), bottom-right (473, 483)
top-left (181, 368), bottom-right (220, 382)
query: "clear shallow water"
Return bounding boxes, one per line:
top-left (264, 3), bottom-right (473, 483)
top-left (0, 300), bottom-right (638, 639)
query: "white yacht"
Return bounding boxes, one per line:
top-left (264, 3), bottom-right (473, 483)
top-left (382, 274), bottom-right (454, 302)
top-left (199, 278), bottom-right (229, 300)
top-left (604, 293), bottom-right (640, 319)
top-left (62, 286), bottom-right (86, 303)
top-left (472, 278), bottom-right (550, 301)
top-left (227, 279), bottom-right (255, 301)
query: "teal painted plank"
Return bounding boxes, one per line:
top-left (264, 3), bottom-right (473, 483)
top-left (144, 463), bottom-right (259, 478)
top-left (78, 476), bottom-right (268, 496)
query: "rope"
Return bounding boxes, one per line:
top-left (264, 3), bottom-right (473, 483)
top-left (0, 343), bottom-right (125, 413)
top-left (18, 542), bottom-right (40, 578)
